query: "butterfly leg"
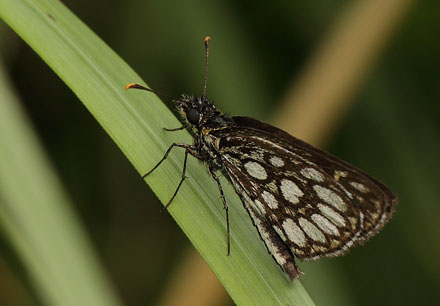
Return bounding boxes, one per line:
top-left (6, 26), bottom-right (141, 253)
top-left (143, 142), bottom-right (195, 178)
top-left (209, 167), bottom-right (230, 256)
top-left (163, 147), bottom-right (190, 209)
top-left (143, 143), bottom-right (198, 210)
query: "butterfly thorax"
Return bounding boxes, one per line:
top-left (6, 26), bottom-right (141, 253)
top-left (174, 94), bottom-right (234, 170)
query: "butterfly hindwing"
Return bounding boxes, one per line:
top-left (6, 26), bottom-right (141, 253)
top-left (214, 116), bottom-right (396, 265)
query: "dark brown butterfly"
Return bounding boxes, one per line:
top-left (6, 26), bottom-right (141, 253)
top-left (126, 37), bottom-right (397, 280)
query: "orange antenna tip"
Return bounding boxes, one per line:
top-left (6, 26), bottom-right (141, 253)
top-left (125, 83), bottom-right (137, 90)
top-left (204, 36), bottom-right (211, 43)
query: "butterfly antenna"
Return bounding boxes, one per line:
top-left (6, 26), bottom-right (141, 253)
top-left (202, 36), bottom-right (211, 99)
top-left (125, 83), bottom-right (184, 102)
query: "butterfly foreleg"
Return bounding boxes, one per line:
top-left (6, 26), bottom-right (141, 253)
top-left (143, 143), bottom-right (195, 178)
top-left (143, 142), bottom-right (198, 210)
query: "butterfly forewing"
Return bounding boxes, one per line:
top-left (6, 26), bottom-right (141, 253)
top-left (214, 116), bottom-right (396, 263)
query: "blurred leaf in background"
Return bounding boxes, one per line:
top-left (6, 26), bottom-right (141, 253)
top-left (1, 0), bottom-right (439, 305)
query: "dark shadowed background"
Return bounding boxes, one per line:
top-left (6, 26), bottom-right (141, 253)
top-left (1, 0), bottom-right (439, 305)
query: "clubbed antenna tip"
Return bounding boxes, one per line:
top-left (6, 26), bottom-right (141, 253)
top-left (125, 83), bottom-right (146, 90)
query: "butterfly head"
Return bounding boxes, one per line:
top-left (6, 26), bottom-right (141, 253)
top-left (174, 94), bottom-right (215, 127)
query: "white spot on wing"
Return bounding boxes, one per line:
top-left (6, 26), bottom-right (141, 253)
top-left (311, 214), bottom-right (339, 236)
top-left (273, 225), bottom-right (286, 241)
top-left (313, 185), bottom-right (346, 211)
top-left (280, 179), bottom-right (303, 204)
top-left (318, 204), bottom-right (346, 227)
top-left (249, 150), bottom-right (264, 162)
top-left (266, 181), bottom-right (278, 193)
top-left (262, 191), bottom-right (278, 209)
top-left (254, 199), bottom-right (266, 215)
top-left (269, 156), bottom-right (285, 167)
top-left (274, 252), bottom-right (287, 265)
top-left (300, 167), bottom-right (325, 182)
top-left (299, 218), bottom-right (326, 243)
top-left (282, 219), bottom-right (306, 247)
top-left (350, 181), bottom-right (369, 193)
top-left (244, 161), bottom-right (267, 180)
top-left (337, 182), bottom-right (353, 199)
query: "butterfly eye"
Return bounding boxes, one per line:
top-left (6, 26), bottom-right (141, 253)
top-left (186, 108), bottom-right (200, 125)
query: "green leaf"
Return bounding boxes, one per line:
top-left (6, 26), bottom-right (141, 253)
top-left (0, 0), bottom-right (315, 305)
top-left (0, 57), bottom-right (122, 305)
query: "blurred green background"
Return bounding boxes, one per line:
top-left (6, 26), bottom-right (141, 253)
top-left (0, 0), bottom-right (439, 305)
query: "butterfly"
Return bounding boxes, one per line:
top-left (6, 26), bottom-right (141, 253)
top-left (126, 36), bottom-right (397, 279)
